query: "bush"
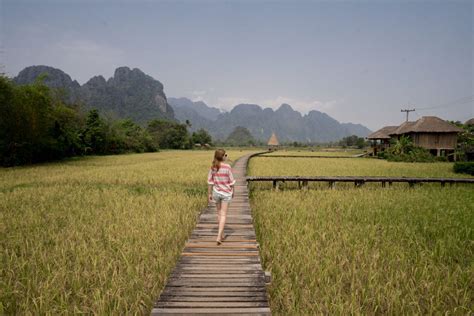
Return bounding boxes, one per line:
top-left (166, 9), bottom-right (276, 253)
top-left (386, 147), bottom-right (436, 162)
top-left (453, 162), bottom-right (474, 175)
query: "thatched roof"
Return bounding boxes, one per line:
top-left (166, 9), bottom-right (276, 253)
top-left (465, 118), bottom-right (474, 125)
top-left (267, 132), bottom-right (279, 146)
top-left (390, 121), bottom-right (417, 135)
top-left (390, 116), bottom-right (463, 135)
top-left (367, 126), bottom-right (398, 139)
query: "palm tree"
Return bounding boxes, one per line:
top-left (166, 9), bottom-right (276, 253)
top-left (390, 135), bottom-right (413, 155)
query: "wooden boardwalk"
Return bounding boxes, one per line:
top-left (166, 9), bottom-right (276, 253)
top-left (247, 175), bottom-right (474, 189)
top-left (152, 154), bottom-right (271, 315)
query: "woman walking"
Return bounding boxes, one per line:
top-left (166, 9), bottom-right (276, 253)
top-left (207, 149), bottom-right (235, 245)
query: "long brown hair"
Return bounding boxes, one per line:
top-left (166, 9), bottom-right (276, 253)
top-left (212, 149), bottom-right (226, 171)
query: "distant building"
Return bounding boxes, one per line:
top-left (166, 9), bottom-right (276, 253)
top-left (369, 116), bottom-right (464, 160)
top-left (267, 132), bottom-right (279, 151)
top-left (389, 116), bottom-right (463, 160)
top-left (367, 126), bottom-right (398, 155)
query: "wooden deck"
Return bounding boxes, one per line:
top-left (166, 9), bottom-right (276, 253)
top-left (151, 153), bottom-right (271, 315)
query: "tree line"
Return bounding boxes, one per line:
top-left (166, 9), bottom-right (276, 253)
top-left (0, 76), bottom-right (212, 166)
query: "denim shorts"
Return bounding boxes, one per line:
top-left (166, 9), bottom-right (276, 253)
top-left (212, 190), bottom-right (232, 203)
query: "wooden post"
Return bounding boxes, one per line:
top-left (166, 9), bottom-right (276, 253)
top-left (329, 181), bottom-right (335, 189)
top-left (302, 180), bottom-right (308, 190)
top-left (381, 181), bottom-right (386, 188)
top-left (441, 181), bottom-right (445, 187)
top-left (265, 271), bottom-right (272, 285)
top-left (409, 181), bottom-right (415, 188)
top-left (388, 181), bottom-right (393, 187)
top-left (272, 180), bottom-right (277, 190)
top-left (355, 180), bottom-right (365, 187)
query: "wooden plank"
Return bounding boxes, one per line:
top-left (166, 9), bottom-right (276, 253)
top-left (155, 302), bottom-right (269, 308)
top-left (157, 296), bottom-right (268, 302)
top-left (162, 286), bottom-right (267, 292)
top-left (151, 307), bottom-right (271, 314)
top-left (182, 252), bottom-right (260, 256)
top-left (160, 291), bottom-right (267, 297)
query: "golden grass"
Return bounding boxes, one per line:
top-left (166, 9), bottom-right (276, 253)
top-left (0, 150), bottom-right (254, 314)
top-left (249, 152), bottom-right (474, 314)
top-left (263, 148), bottom-right (364, 156)
top-left (250, 154), bottom-right (474, 178)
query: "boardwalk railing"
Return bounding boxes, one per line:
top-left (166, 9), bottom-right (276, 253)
top-left (258, 154), bottom-right (364, 159)
top-left (246, 175), bottom-right (474, 189)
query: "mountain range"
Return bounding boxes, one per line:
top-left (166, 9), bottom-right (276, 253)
top-left (13, 65), bottom-right (371, 142)
top-left (169, 97), bottom-right (371, 142)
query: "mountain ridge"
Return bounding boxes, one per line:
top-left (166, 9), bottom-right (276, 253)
top-left (168, 97), bottom-right (372, 142)
top-left (13, 65), bottom-right (371, 142)
top-left (14, 65), bottom-right (175, 124)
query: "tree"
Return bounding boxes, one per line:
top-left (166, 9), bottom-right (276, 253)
top-left (191, 128), bottom-right (212, 145)
top-left (147, 119), bottom-right (190, 149)
top-left (81, 109), bottom-right (108, 154)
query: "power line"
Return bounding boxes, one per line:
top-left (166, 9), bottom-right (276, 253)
top-left (415, 95), bottom-right (474, 111)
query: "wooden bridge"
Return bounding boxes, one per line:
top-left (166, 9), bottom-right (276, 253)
top-left (152, 153), bottom-right (271, 315)
top-left (246, 175), bottom-right (474, 189)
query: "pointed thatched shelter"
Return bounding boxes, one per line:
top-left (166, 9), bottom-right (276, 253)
top-left (465, 118), bottom-right (474, 126)
top-left (267, 132), bottom-right (279, 151)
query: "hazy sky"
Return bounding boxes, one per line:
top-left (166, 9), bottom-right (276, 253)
top-left (2, 0), bottom-right (473, 130)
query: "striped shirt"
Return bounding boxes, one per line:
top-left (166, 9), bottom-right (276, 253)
top-left (207, 163), bottom-right (236, 197)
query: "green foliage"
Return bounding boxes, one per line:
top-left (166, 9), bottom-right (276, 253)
top-left (339, 135), bottom-right (367, 149)
top-left (450, 121), bottom-right (474, 161)
top-left (147, 119), bottom-right (191, 149)
top-left (385, 136), bottom-right (435, 162)
top-left (106, 119), bottom-right (157, 154)
top-left (0, 75), bottom-right (82, 165)
top-left (81, 109), bottom-right (108, 154)
top-left (453, 162), bottom-right (474, 175)
top-left (0, 76), bottom-right (160, 166)
top-left (191, 128), bottom-right (212, 146)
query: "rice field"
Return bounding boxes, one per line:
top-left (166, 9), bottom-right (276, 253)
top-left (262, 148), bottom-right (364, 157)
top-left (0, 150), bottom-right (253, 314)
top-left (249, 152), bottom-right (474, 314)
top-left (251, 155), bottom-right (473, 178)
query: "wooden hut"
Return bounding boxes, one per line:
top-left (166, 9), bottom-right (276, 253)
top-left (267, 132), bottom-right (279, 151)
top-left (465, 118), bottom-right (474, 126)
top-left (367, 126), bottom-right (398, 155)
top-left (389, 116), bottom-right (463, 160)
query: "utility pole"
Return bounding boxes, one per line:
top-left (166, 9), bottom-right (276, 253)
top-left (401, 108), bottom-right (415, 122)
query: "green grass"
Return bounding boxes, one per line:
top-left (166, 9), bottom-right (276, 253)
top-left (249, 152), bottom-right (474, 314)
top-left (0, 150), bottom-right (254, 314)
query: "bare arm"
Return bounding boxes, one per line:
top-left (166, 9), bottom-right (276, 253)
top-left (208, 184), bottom-right (213, 203)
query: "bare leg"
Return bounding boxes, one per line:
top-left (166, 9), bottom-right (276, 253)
top-left (217, 201), bottom-right (229, 242)
top-left (215, 200), bottom-right (221, 241)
